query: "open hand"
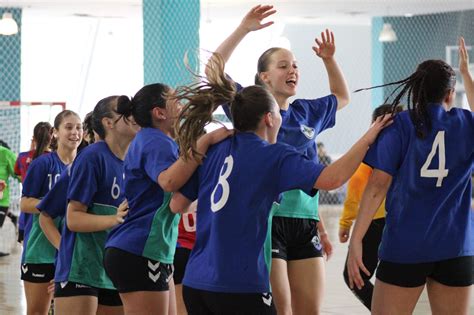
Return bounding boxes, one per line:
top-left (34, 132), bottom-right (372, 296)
top-left (239, 5), bottom-right (276, 33)
top-left (312, 29), bottom-right (336, 60)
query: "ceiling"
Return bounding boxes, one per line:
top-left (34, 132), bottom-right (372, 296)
top-left (0, 0), bottom-right (473, 20)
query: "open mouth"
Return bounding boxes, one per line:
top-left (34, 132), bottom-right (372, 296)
top-left (286, 79), bottom-right (297, 87)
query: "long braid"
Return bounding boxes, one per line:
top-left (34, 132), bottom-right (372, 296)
top-left (355, 60), bottom-right (455, 139)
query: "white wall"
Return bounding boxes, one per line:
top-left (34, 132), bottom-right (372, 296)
top-left (20, 9), bottom-right (143, 150)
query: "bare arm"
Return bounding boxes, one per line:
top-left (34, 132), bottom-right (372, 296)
top-left (67, 200), bottom-right (128, 233)
top-left (158, 128), bottom-right (233, 192)
top-left (39, 212), bottom-right (61, 249)
top-left (206, 5), bottom-right (276, 75)
top-left (459, 37), bottom-right (474, 111)
top-left (170, 192), bottom-right (193, 214)
top-left (314, 114), bottom-right (392, 191)
top-left (312, 29), bottom-right (350, 109)
top-left (347, 169), bottom-right (392, 289)
top-left (20, 196), bottom-right (41, 214)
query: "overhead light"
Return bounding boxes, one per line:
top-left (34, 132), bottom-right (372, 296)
top-left (378, 23), bottom-right (397, 42)
top-left (0, 12), bottom-right (19, 36)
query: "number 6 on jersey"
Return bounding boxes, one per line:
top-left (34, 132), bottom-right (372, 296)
top-left (420, 131), bottom-right (449, 187)
top-left (211, 155), bottom-right (234, 212)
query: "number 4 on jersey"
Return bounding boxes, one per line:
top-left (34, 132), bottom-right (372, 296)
top-left (420, 131), bottom-right (449, 187)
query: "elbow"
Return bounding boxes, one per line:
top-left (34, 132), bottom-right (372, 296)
top-left (336, 95), bottom-right (350, 110)
top-left (327, 176), bottom-right (346, 191)
top-left (66, 211), bottom-right (80, 232)
top-left (159, 177), bottom-right (178, 193)
top-left (315, 173), bottom-right (346, 191)
top-left (161, 181), bottom-right (176, 193)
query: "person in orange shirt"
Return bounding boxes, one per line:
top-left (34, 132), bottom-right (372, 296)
top-left (339, 104), bottom-right (402, 310)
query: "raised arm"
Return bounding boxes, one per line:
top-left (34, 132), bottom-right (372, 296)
top-left (459, 37), bottom-right (474, 111)
top-left (312, 29), bottom-right (350, 110)
top-left (346, 169), bottom-right (392, 290)
top-left (206, 4), bottom-right (276, 76)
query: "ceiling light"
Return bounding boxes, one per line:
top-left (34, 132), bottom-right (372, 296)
top-left (378, 23), bottom-right (397, 42)
top-left (0, 12), bottom-right (19, 36)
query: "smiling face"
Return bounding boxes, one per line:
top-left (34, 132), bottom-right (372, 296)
top-left (54, 114), bottom-right (83, 151)
top-left (258, 48), bottom-right (299, 101)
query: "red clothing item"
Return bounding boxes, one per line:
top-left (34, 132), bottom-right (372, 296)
top-left (14, 150), bottom-right (34, 183)
top-left (177, 211), bottom-right (196, 250)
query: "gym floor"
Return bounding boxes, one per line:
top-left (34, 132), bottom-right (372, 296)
top-left (0, 206), bottom-right (472, 314)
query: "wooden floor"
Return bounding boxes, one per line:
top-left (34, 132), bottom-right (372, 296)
top-left (0, 206), bottom-right (472, 314)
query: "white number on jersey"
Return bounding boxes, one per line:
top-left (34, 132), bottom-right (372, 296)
top-left (420, 131), bottom-right (449, 187)
top-left (111, 176), bottom-right (121, 199)
top-left (210, 155), bottom-right (234, 212)
top-left (47, 173), bottom-right (60, 190)
top-left (182, 212), bottom-right (196, 232)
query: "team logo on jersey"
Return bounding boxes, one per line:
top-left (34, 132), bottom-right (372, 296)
top-left (60, 281), bottom-right (68, 289)
top-left (311, 235), bottom-right (322, 251)
top-left (300, 124), bottom-right (315, 139)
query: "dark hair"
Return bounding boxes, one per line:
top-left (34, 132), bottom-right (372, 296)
top-left (92, 96), bottom-right (121, 140)
top-left (50, 110), bottom-right (81, 151)
top-left (32, 122), bottom-right (52, 160)
top-left (372, 104), bottom-right (403, 122)
top-left (175, 53), bottom-right (275, 159)
top-left (77, 111), bottom-right (96, 151)
top-left (116, 84), bottom-right (170, 128)
top-left (255, 47), bottom-right (286, 85)
top-left (356, 60), bottom-right (455, 138)
top-left (0, 140), bottom-right (10, 150)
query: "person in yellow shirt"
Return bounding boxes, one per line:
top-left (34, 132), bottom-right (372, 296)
top-left (338, 104), bottom-right (402, 310)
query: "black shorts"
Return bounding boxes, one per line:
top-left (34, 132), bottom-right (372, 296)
top-left (20, 263), bottom-right (55, 283)
top-left (0, 206), bottom-right (8, 227)
top-left (174, 247), bottom-right (191, 285)
top-left (54, 281), bottom-right (122, 306)
top-left (271, 217), bottom-right (323, 261)
top-left (376, 256), bottom-right (474, 287)
top-left (183, 286), bottom-right (275, 315)
top-left (104, 247), bottom-right (173, 293)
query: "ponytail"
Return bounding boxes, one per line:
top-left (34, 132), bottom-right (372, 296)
top-left (32, 122), bottom-right (52, 160)
top-left (175, 53), bottom-right (236, 160)
top-left (355, 60), bottom-right (455, 138)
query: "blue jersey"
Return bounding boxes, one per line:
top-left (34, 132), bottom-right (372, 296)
top-left (364, 105), bottom-right (474, 263)
top-left (55, 141), bottom-right (124, 289)
top-left (225, 81), bottom-right (337, 161)
top-left (181, 132), bottom-right (325, 293)
top-left (21, 152), bottom-right (66, 264)
top-left (106, 128), bottom-right (180, 264)
top-left (224, 80), bottom-right (337, 220)
top-left (37, 166), bottom-right (71, 219)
